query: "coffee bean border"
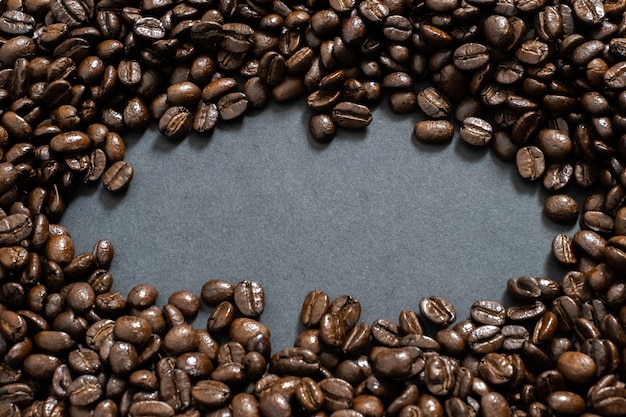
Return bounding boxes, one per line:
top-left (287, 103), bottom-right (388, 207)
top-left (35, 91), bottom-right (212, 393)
top-left (0, 0), bottom-right (626, 415)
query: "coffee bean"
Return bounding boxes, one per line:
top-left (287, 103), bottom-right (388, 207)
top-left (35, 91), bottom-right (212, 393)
top-left (233, 280), bottom-right (264, 317)
top-left (413, 120), bottom-right (454, 144)
top-left (417, 87), bottom-right (451, 119)
top-left (557, 351), bottom-right (597, 384)
top-left (308, 114), bottom-right (336, 143)
top-left (127, 284), bottom-right (158, 309)
top-left (460, 117), bottom-right (493, 146)
top-left (192, 380), bottom-right (231, 408)
top-left (453, 43), bottom-right (489, 71)
top-left (470, 300), bottom-right (505, 326)
top-left (369, 346), bottom-right (424, 379)
top-left (301, 290), bottom-right (329, 327)
top-left (217, 92), bottom-right (248, 121)
top-left (50, 0), bottom-right (94, 27)
top-left (543, 194), bottom-right (580, 224)
top-left (159, 106), bottom-right (193, 141)
top-left (193, 102), bottom-right (219, 134)
top-left (331, 102), bottom-right (372, 129)
top-left (207, 301), bottom-right (235, 333)
top-left (101, 161), bottom-right (134, 192)
top-left (419, 296), bottom-right (456, 326)
top-left (201, 279), bottom-right (234, 306)
top-left (129, 401), bottom-right (175, 417)
top-left (516, 146), bottom-right (546, 180)
top-left (113, 315), bottom-right (152, 345)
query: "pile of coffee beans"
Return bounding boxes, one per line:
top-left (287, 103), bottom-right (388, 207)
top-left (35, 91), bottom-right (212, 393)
top-left (2, 0), bottom-right (626, 414)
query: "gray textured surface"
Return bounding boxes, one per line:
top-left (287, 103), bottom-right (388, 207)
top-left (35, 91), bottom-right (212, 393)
top-left (63, 99), bottom-right (578, 350)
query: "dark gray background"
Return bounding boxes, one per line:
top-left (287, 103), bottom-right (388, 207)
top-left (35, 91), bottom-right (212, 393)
top-left (63, 98), bottom-right (578, 350)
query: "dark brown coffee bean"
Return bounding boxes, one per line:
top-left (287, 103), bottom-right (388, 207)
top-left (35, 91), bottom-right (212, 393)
top-left (552, 234), bottom-right (578, 265)
top-left (49, 0), bottom-right (94, 27)
top-left (113, 315), bottom-right (151, 345)
top-left (270, 347), bottom-right (320, 376)
top-left (201, 279), bottom-right (234, 306)
top-left (467, 325), bottom-right (504, 354)
top-left (582, 211), bottom-right (614, 234)
top-left (369, 346), bottom-right (424, 379)
top-left (309, 114), bottom-right (336, 143)
top-left (388, 91), bottom-right (418, 114)
top-left (543, 194), bottom-right (580, 224)
top-left (460, 117), bottom-right (493, 146)
top-left (419, 296), bottom-right (456, 326)
top-left (573, 230), bottom-right (606, 261)
top-left (416, 87), bottom-right (451, 119)
top-left (217, 92), bottom-right (248, 121)
top-left (207, 301), bottom-right (235, 333)
top-left (413, 120), bottom-right (454, 144)
top-left (166, 82), bottom-right (201, 109)
top-left (453, 43), bottom-right (489, 71)
top-left (108, 341), bottom-right (138, 375)
top-left (233, 280), bottom-right (264, 317)
top-left (50, 131), bottom-right (91, 154)
top-left (470, 300), bottom-right (505, 326)
top-left (516, 146), bottom-right (545, 180)
top-left (129, 401), bottom-right (175, 417)
top-left (331, 102), bottom-right (372, 129)
top-left (516, 40), bottom-right (550, 65)
top-left (159, 106), bottom-right (193, 141)
top-left (543, 163), bottom-right (573, 190)
top-left (134, 17), bottom-right (166, 40)
top-left (605, 62), bottom-right (626, 90)
top-left (0, 213), bottom-right (31, 246)
top-left (556, 351), bottom-right (596, 384)
top-left (192, 101), bottom-right (219, 134)
top-left (319, 313), bottom-right (346, 348)
top-left (480, 392), bottom-right (510, 417)
top-left (371, 319), bottom-right (400, 347)
top-left (117, 60), bottom-right (141, 88)
top-left (552, 295), bottom-right (581, 332)
top-left (191, 380), bottom-right (230, 407)
top-left (512, 111), bottom-right (544, 144)
top-left (67, 374), bottom-right (102, 407)
top-left (259, 392), bottom-right (291, 417)
top-left (102, 161), bottom-right (134, 192)
top-left (0, 36), bottom-right (36, 67)
top-left (45, 233), bottom-right (74, 266)
top-left (301, 290), bottom-right (329, 327)
top-left (546, 391), bottom-right (585, 415)
top-left (127, 284), bottom-right (158, 309)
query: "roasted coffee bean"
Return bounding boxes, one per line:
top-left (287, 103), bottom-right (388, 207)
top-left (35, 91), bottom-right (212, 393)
top-left (419, 296), bottom-right (456, 326)
top-left (233, 280), bottom-right (264, 317)
top-left (416, 87), bottom-right (451, 119)
top-left (217, 92), bottom-right (248, 121)
top-left (301, 290), bottom-right (329, 327)
top-left (331, 102), bottom-right (372, 129)
top-left (129, 401), bottom-right (175, 417)
top-left (453, 43), bottom-right (489, 71)
top-left (413, 120), bottom-right (454, 144)
top-left (207, 301), bottom-right (235, 333)
top-left (468, 325), bottom-right (504, 354)
top-left (543, 194), bottom-right (580, 224)
top-left (193, 102), bottom-right (219, 134)
top-left (470, 300), bottom-right (506, 326)
top-left (516, 146), bottom-right (546, 181)
top-left (460, 117), bottom-right (493, 146)
top-left (557, 351), bottom-right (596, 384)
top-left (192, 380), bottom-right (230, 408)
top-left (201, 279), bottom-right (234, 306)
top-left (552, 234), bottom-right (578, 265)
top-left (101, 161), bottom-right (133, 192)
